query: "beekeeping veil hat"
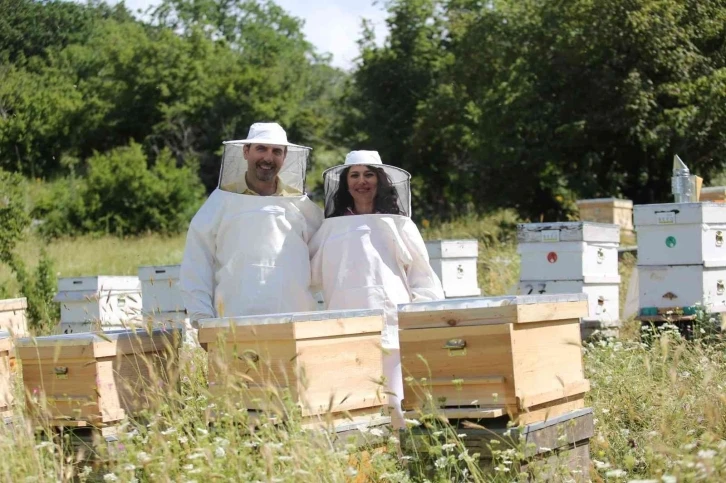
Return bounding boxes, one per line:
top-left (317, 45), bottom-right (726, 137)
top-left (218, 122), bottom-right (310, 195)
top-left (322, 150), bottom-right (411, 218)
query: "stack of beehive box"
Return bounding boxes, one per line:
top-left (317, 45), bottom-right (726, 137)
top-left (198, 309), bottom-right (389, 430)
top-left (517, 222), bottom-right (621, 338)
top-left (425, 239), bottom-right (481, 298)
top-left (635, 202), bottom-right (726, 320)
top-left (138, 265), bottom-right (191, 336)
top-left (398, 294), bottom-right (593, 477)
top-left (16, 327), bottom-right (182, 428)
top-left (0, 297), bottom-right (29, 336)
top-left (576, 198), bottom-right (634, 237)
top-left (700, 187), bottom-right (726, 203)
top-left (54, 276), bottom-right (143, 334)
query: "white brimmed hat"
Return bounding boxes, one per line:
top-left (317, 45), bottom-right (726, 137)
top-left (322, 150), bottom-right (412, 217)
top-left (222, 122), bottom-right (310, 150)
top-left (218, 122), bottom-right (310, 194)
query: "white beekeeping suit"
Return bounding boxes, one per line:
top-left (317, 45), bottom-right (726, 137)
top-left (309, 150), bottom-right (444, 428)
top-left (181, 123), bottom-right (324, 322)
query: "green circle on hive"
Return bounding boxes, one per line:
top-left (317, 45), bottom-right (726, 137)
top-left (666, 236), bottom-right (677, 248)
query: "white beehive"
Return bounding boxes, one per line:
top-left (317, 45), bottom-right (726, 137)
top-left (425, 239), bottom-right (481, 298)
top-left (54, 276), bottom-right (142, 333)
top-left (518, 276), bottom-right (620, 324)
top-left (634, 202), bottom-right (726, 266)
top-left (138, 265), bottom-right (183, 314)
top-left (517, 222), bottom-right (620, 281)
top-left (518, 222), bottom-right (621, 337)
top-left (638, 265), bottom-right (726, 314)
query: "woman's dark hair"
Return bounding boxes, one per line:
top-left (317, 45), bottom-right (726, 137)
top-left (329, 165), bottom-right (402, 217)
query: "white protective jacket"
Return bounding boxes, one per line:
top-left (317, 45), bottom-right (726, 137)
top-left (181, 189), bottom-right (324, 321)
top-left (309, 214), bottom-right (444, 349)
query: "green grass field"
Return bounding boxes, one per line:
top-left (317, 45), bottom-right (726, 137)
top-left (0, 214), bottom-right (724, 481)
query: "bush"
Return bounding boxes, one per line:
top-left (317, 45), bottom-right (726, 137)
top-left (34, 142), bottom-right (205, 238)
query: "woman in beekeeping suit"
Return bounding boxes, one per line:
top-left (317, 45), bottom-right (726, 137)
top-left (180, 122), bottom-right (324, 322)
top-left (309, 150), bottom-right (444, 428)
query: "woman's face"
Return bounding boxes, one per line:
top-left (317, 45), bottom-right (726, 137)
top-left (347, 165), bottom-right (378, 206)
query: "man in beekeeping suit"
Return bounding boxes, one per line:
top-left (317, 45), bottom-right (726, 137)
top-left (180, 122), bottom-right (324, 322)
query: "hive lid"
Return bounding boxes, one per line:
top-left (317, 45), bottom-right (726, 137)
top-left (0, 297), bottom-right (27, 312)
top-left (425, 239), bottom-right (478, 258)
top-left (517, 222), bottom-right (620, 243)
top-left (57, 276), bottom-right (141, 293)
top-left (138, 265), bottom-right (181, 282)
top-left (576, 198), bottom-right (633, 208)
top-left (197, 309), bottom-right (385, 343)
top-left (398, 293), bottom-right (589, 329)
top-left (15, 327), bottom-right (181, 358)
top-left (633, 202), bottom-right (726, 226)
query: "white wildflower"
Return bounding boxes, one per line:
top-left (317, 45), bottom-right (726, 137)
top-left (196, 428), bottom-right (209, 436)
top-left (432, 431), bottom-right (443, 437)
top-left (434, 456), bottom-right (448, 469)
top-left (404, 419), bottom-right (421, 427)
top-left (277, 456), bottom-right (293, 462)
top-left (182, 464), bottom-right (194, 471)
top-left (346, 467), bottom-right (358, 477)
top-left (601, 408), bottom-right (610, 414)
top-left (539, 446), bottom-right (552, 452)
top-left (698, 449), bottom-right (716, 459)
top-left (718, 440), bottom-right (726, 449)
top-left (593, 459), bottom-right (611, 470)
top-left (160, 428), bottom-right (177, 436)
top-left (605, 469), bottom-right (626, 478)
top-left (243, 441), bottom-right (259, 448)
top-left (681, 443), bottom-right (697, 451)
top-left (441, 443), bottom-right (456, 451)
top-left (187, 453), bottom-right (206, 460)
top-left (215, 446), bottom-right (226, 458)
top-left (79, 467), bottom-right (92, 478)
top-left (122, 464), bottom-right (136, 471)
top-left (661, 476), bottom-right (677, 483)
top-left (458, 433), bottom-right (468, 438)
top-left (369, 428), bottom-right (384, 437)
top-left (400, 455), bottom-right (413, 461)
top-left (137, 452), bottom-right (152, 464)
top-left (388, 436), bottom-right (399, 445)
top-left (34, 441), bottom-right (54, 451)
top-left (266, 442), bottom-right (284, 450)
top-left (179, 436), bottom-right (189, 444)
top-left (103, 475), bottom-right (119, 482)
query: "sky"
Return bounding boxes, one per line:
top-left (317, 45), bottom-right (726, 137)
top-left (116, 0), bottom-right (389, 70)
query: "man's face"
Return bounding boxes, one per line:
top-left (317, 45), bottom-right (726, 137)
top-left (244, 143), bottom-right (286, 183)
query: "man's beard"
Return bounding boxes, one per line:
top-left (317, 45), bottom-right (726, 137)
top-left (255, 162), bottom-right (277, 182)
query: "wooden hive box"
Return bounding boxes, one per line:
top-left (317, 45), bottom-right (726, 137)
top-left (700, 186), bottom-right (726, 203)
top-left (198, 309), bottom-right (388, 418)
top-left (576, 197), bottom-right (634, 234)
top-left (16, 327), bottom-right (182, 426)
top-left (0, 332), bottom-right (13, 418)
top-left (398, 294), bottom-right (590, 425)
top-left (0, 297), bottom-right (29, 336)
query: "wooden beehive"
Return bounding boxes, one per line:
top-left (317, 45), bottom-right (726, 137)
top-left (576, 198), bottom-right (633, 235)
top-left (16, 328), bottom-right (182, 426)
top-left (198, 309), bottom-right (387, 418)
top-left (700, 186), bottom-right (726, 203)
top-left (0, 297), bottom-right (29, 336)
top-left (0, 332), bottom-right (13, 418)
top-left (398, 294), bottom-right (590, 425)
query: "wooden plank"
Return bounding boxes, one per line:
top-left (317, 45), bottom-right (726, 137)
top-left (292, 315), bottom-right (383, 340)
top-left (404, 407), bottom-right (505, 420)
top-left (296, 335), bottom-right (387, 416)
top-left (516, 380), bottom-right (590, 410)
top-left (511, 320), bottom-right (585, 407)
top-left (198, 323), bottom-right (295, 344)
top-left (400, 324), bottom-right (515, 410)
top-left (398, 306), bottom-right (518, 330)
top-left (515, 303), bottom-right (588, 324)
top-left (514, 396), bottom-right (585, 426)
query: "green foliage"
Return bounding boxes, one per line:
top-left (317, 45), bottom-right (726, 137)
top-left (0, 170), bottom-right (30, 258)
top-left (344, 0), bottom-right (726, 220)
top-left (34, 142), bottom-right (205, 238)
